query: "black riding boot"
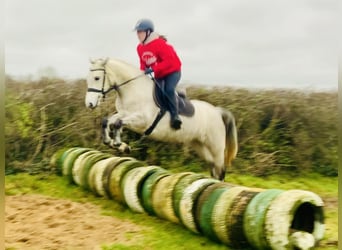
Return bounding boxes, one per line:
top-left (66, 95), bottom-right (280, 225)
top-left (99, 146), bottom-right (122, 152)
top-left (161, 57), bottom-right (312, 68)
top-left (171, 113), bottom-right (182, 130)
top-left (169, 98), bottom-right (182, 130)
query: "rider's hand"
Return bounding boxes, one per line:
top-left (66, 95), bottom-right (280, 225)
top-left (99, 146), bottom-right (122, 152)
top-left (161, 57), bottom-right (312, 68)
top-left (144, 67), bottom-right (153, 75)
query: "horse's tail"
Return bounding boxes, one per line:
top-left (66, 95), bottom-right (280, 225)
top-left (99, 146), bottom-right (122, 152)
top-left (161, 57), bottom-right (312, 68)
top-left (220, 108), bottom-right (238, 169)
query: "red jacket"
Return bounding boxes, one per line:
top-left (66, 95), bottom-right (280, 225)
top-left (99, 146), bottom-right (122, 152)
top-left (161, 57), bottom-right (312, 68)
top-left (137, 33), bottom-right (181, 78)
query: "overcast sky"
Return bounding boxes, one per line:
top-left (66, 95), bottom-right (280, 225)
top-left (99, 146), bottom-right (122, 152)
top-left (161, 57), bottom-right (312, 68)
top-left (5, 0), bottom-right (338, 90)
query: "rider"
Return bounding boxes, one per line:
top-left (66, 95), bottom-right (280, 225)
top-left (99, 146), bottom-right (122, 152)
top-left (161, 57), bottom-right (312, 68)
top-left (134, 18), bottom-right (182, 130)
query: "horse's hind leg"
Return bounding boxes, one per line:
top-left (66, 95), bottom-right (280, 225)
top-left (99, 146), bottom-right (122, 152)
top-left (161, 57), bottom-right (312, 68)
top-left (211, 153), bottom-right (226, 181)
top-left (191, 141), bottom-right (220, 179)
top-left (208, 140), bottom-right (227, 181)
top-left (191, 141), bottom-right (226, 181)
top-left (191, 141), bottom-right (213, 163)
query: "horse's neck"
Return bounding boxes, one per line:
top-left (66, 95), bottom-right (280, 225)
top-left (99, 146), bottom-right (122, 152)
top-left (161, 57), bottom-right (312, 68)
top-left (108, 60), bottom-right (155, 111)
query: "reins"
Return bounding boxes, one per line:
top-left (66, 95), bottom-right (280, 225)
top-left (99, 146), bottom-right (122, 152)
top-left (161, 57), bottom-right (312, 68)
top-left (87, 68), bottom-right (145, 99)
top-left (88, 66), bottom-right (167, 138)
top-left (114, 73), bottom-right (145, 90)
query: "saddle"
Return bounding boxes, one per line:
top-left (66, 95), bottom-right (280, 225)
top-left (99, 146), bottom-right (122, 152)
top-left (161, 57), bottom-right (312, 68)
top-left (142, 81), bottom-right (195, 136)
top-left (152, 84), bottom-right (195, 117)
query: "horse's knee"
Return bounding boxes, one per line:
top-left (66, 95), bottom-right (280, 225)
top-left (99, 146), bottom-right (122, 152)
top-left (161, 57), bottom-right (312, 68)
top-left (113, 119), bottom-right (123, 130)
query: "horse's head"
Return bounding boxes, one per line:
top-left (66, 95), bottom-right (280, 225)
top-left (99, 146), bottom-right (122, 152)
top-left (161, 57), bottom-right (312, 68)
top-left (85, 57), bottom-right (110, 109)
top-left (86, 57), bottom-right (154, 110)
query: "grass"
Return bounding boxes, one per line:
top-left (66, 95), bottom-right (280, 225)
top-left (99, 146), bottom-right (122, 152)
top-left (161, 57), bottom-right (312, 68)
top-left (5, 172), bottom-right (338, 250)
top-left (224, 172), bottom-right (337, 198)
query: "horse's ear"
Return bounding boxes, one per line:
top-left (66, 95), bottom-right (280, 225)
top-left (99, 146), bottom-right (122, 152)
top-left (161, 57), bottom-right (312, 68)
top-left (89, 58), bottom-right (95, 64)
top-left (103, 57), bottom-right (109, 66)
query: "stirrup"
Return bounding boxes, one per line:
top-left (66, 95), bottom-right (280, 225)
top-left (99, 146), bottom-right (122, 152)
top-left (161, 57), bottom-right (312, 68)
top-left (171, 116), bottom-right (182, 130)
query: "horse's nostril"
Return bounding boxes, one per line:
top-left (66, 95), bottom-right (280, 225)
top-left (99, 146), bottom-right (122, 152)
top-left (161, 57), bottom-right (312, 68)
top-left (88, 103), bottom-right (94, 109)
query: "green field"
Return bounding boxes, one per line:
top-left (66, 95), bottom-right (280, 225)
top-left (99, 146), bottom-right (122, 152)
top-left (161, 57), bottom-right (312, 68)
top-left (5, 172), bottom-right (337, 250)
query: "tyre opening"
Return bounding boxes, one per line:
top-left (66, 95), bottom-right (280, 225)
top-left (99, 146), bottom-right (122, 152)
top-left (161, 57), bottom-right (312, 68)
top-left (291, 202), bottom-right (322, 233)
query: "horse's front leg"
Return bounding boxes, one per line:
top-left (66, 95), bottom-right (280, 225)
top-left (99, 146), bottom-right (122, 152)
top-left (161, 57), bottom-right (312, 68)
top-left (102, 113), bottom-right (131, 153)
top-left (106, 112), bottom-right (147, 152)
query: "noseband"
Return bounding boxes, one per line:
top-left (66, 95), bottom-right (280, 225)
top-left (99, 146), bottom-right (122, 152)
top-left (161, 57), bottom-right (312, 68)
top-left (87, 68), bottom-right (144, 99)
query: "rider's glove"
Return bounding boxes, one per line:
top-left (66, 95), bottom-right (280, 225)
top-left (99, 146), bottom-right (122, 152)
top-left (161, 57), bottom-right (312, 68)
top-left (144, 67), bottom-right (153, 75)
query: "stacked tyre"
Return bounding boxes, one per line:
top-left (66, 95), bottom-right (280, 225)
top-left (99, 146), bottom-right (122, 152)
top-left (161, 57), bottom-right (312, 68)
top-left (50, 147), bottom-right (325, 250)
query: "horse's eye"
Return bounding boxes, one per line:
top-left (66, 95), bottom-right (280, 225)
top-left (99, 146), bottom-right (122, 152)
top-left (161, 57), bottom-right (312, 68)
top-left (94, 76), bottom-right (100, 81)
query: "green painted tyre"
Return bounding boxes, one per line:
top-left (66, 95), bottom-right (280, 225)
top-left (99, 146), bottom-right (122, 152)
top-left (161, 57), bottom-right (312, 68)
top-left (102, 157), bottom-right (135, 198)
top-left (172, 173), bottom-right (206, 219)
top-left (79, 153), bottom-right (113, 189)
top-left (211, 186), bottom-right (248, 245)
top-left (122, 166), bottom-right (162, 213)
top-left (265, 189), bottom-right (325, 250)
top-left (50, 147), bottom-right (68, 174)
top-left (226, 189), bottom-right (260, 249)
top-left (92, 156), bottom-right (122, 197)
top-left (243, 189), bottom-right (284, 249)
top-left (141, 169), bottom-right (170, 215)
top-left (152, 172), bottom-right (192, 223)
top-left (58, 147), bottom-right (80, 176)
top-left (195, 183), bottom-right (235, 242)
top-left (179, 178), bottom-right (219, 233)
top-left (87, 154), bottom-right (114, 193)
top-left (63, 148), bottom-right (93, 183)
top-left (108, 160), bottom-right (146, 204)
top-left (72, 151), bottom-right (103, 185)
top-left (61, 147), bottom-right (88, 176)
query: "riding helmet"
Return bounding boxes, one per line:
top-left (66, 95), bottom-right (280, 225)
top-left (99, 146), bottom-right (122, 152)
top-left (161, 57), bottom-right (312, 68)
top-left (134, 19), bottom-right (154, 32)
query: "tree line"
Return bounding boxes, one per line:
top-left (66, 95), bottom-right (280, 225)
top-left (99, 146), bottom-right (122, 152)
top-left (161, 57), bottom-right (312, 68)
top-left (5, 76), bottom-right (337, 177)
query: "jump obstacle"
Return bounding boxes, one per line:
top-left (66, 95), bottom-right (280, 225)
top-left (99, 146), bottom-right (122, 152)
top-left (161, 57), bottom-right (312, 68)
top-left (50, 147), bottom-right (325, 250)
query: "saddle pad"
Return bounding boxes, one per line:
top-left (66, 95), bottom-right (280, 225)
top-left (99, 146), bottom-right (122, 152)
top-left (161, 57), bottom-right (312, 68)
top-left (153, 83), bottom-right (195, 117)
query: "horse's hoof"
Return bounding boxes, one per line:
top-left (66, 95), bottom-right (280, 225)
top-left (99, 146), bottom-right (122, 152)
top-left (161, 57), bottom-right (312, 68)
top-left (119, 143), bottom-right (131, 154)
top-left (109, 140), bottom-right (121, 148)
top-left (124, 146), bottom-right (131, 154)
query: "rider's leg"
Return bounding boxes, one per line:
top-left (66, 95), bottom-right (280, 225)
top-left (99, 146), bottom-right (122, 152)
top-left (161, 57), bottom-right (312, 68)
top-left (164, 71), bottom-right (182, 129)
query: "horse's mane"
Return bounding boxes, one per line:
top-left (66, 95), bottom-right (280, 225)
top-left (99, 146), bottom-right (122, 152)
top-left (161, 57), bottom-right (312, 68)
top-left (97, 58), bottom-right (142, 85)
top-left (101, 58), bottom-right (153, 91)
top-left (109, 58), bottom-right (141, 74)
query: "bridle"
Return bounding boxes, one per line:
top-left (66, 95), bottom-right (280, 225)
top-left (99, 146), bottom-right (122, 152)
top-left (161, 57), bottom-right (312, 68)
top-left (87, 66), bottom-right (169, 138)
top-left (87, 68), bottom-right (144, 99)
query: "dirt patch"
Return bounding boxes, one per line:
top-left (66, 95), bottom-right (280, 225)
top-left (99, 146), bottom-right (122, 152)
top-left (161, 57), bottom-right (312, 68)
top-left (5, 194), bottom-right (145, 250)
